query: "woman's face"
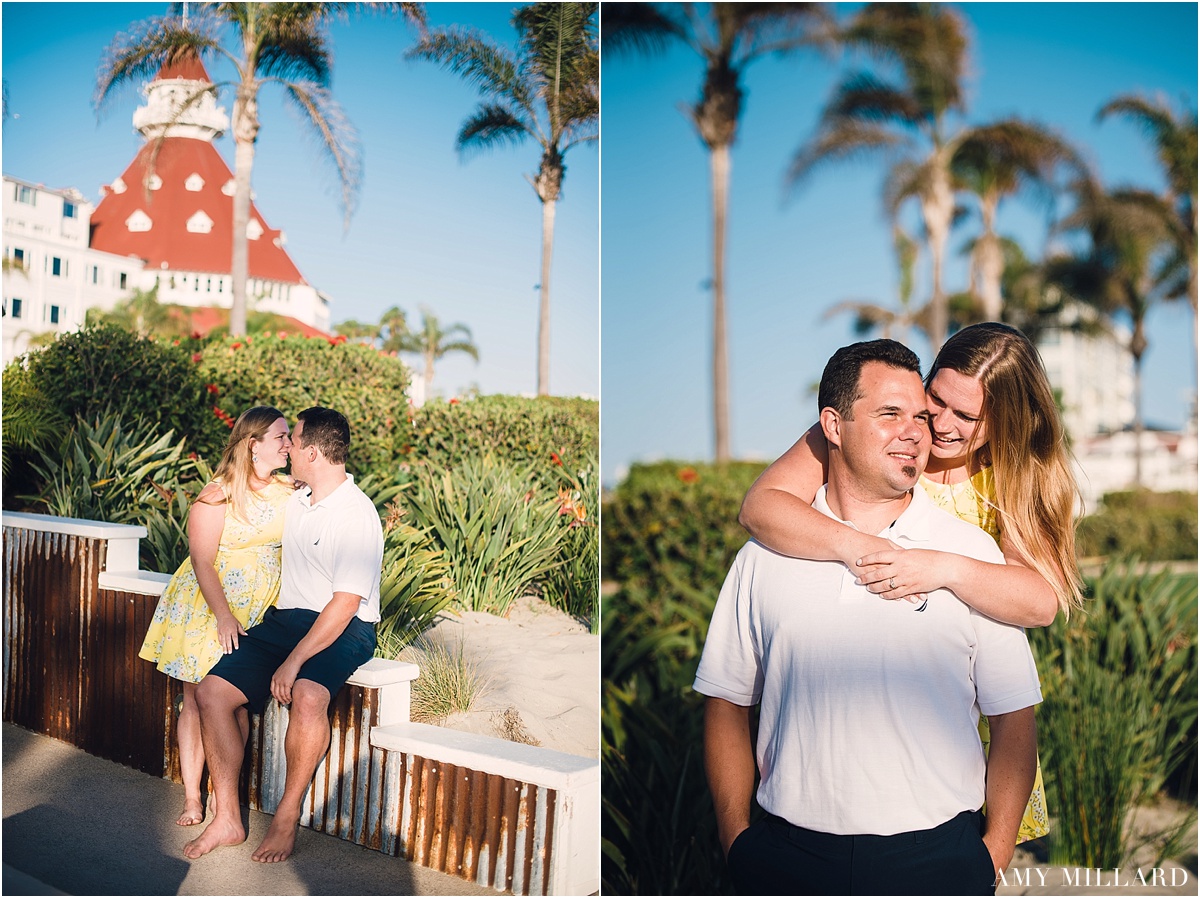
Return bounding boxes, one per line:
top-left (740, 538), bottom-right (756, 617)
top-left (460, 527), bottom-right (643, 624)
top-left (925, 368), bottom-right (989, 465)
top-left (251, 417), bottom-right (292, 471)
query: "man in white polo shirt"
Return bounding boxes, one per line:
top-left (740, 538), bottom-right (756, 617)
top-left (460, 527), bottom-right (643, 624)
top-left (185, 407), bottom-right (383, 865)
top-left (694, 341), bottom-right (1040, 895)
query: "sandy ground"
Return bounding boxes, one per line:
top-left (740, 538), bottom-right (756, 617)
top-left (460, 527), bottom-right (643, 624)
top-left (998, 796), bottom-right (1197, 896)
top-left (403, 594), bottom-right (599, 760)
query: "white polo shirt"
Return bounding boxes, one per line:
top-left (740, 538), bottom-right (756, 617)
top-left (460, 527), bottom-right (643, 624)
top-left (280, 474), bottom-right (383, 624)
top-left (693, 485), bottom-right (1042, 836)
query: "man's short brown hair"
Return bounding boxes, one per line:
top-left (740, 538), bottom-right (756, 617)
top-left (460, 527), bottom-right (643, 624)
top-left (296, 407), bottom-right (350, 464)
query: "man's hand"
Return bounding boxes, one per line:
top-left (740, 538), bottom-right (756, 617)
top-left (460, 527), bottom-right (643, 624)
top-left (982, 831), bottom-right (1014, 882)
top-left (271, 657), bottom-right (303, 705)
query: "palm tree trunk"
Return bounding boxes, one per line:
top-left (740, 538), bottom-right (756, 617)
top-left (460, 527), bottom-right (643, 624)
top-left (924, 166), bottom-right (954, 351)
top-left (1132, 348), bottom-right (1144, 489)
top-left (538, 197), bottom-right (556, 397)
top-left (978, 198), bottom-right (1003, 321)
top-left (711, 143), bottom-right (732, 463)
top-left (230, 87), bottom-right (259, 339)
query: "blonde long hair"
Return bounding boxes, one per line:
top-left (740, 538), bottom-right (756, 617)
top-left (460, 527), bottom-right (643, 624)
top-left (201, 406), bottom-right (286, 522)
top-left (929, 323), bottom-right (1085, 616)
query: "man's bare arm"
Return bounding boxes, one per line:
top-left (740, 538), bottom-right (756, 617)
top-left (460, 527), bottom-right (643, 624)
top-left (981, 706), bottom-right (1038, 876)
top-left (704, 697), bottom-right (757, 859)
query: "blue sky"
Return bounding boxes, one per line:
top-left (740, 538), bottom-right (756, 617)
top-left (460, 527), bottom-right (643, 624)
top-left (601, 2), bottom-right (1198, 485)
top-left (2, 2), bottom-right (599, 400)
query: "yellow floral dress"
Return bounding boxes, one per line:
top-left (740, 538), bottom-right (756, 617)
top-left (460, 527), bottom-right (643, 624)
top-left (138, 476), bottom-right (293, 684)
top-left (919, 468), bottom-right (1050, 844)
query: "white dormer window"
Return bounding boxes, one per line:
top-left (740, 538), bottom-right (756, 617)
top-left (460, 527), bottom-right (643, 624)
top-left (147, 174), bottom-right (163, 191)
top-left (246, 218), bottom-right (263, 240)
top-left (126, 209), bottom-right (152, 232)
top-left (185, 173), bottom-right (205, 192)
top-left (187, 210), bottom-right (214, 234)
top-left (273, 230), bottom-right (286, 247)
top-left (221, 179), bottom-right (236, 196)
top-left (111, 177), bottom-right (127, 194)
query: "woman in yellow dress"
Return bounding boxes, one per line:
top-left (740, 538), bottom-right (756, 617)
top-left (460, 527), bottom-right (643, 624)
top-left (139, 406), bottom-right (294, 826)
top-left (738, 322), bottom-right (1085, 871)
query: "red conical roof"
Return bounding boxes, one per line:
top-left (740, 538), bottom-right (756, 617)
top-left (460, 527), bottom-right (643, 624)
top-left (155, 52), bottom-right (212, 83)
top-left (90, 137), bottom-right (307, 285)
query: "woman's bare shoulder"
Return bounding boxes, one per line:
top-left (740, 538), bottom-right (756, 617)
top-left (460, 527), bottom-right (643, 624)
top-left (195, 481), bottom-right (228, 505)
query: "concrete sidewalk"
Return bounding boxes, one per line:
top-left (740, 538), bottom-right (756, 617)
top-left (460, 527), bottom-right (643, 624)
top-left (2, 723), bottom-right (500, 896)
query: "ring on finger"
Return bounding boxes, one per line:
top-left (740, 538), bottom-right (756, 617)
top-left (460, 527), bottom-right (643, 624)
top-left (889, 577), bottom-right (896, 590)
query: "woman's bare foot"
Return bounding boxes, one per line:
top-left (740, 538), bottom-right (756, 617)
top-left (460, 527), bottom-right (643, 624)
top-left (251, 813), bottom-right (298, 863)
top-left (183, 815), bottom-right (246, 859)
top-left (176, 798), bottom-right (205, 826)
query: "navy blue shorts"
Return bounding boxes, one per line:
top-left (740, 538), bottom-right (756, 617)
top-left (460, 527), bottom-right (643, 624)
top-left (206, 607), bottom-right (376, 714)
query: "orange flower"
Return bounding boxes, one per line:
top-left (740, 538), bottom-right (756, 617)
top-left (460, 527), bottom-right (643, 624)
top-left (678, 467), bottom-right (699, 484)
top-left (550, 451), bottom-right (563, 466)
top-left (206, 384), bottom-right (220, 394)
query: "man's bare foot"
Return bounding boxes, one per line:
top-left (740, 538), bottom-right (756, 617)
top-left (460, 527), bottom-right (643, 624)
top-left (251, 814), bottom-right (298, 863)
top-left (183, 816), bottom-right (245, 859)
top-left (176, 798), bottom-right (205, 826)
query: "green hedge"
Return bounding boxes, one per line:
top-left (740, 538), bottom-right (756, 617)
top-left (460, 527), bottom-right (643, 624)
top-left (407, 394), bottom-right (598, 478)
top-left (11, 323), bottom-right (224, 461)
top-left (197, 333), bottom-right (411, 481)
top-left (1076, 490), bottom-right (1198, 561)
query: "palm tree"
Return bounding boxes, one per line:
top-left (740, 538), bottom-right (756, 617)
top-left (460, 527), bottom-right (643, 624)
top-left (409, 2), bottom-right (597, 398)
top-left (1048, 178), bottom-right (1174, 487)
top-left (951, 119), bottom-right (1083, 320)
top-left (334, 318), bottom-right (382, 346)
top-left (95, 4), bottom-right (425, 338)
top-left (397, 308), bottom-right (479, 389)
top-left (86, 285), bottom-right (175, 338)
top-left (377, 305), bottom-right (410, 355)
top-left (789, 3), bottom-right (970, 352)
top-left (824, 224), bottom-right (932, 346)
top-left (603, 3), bottom-right (831, 462)
top-left (1098, 94), bottom-right (1198, 415)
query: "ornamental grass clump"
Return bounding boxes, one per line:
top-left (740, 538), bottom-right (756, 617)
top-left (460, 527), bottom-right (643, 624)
top-left (405, 455), bottom-right (567, 617)
top-left (399, 635), bottom-right (491, 724)
top-left (1031, 559), bottom-right (1198, 867)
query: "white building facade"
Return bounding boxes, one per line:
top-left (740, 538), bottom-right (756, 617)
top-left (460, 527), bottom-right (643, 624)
top-left (2, 54), bottom-right (331, 365)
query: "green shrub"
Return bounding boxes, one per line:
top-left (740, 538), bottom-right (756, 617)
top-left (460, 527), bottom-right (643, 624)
top-left (398, 635), bottom-right (491, 724)
top-left (600, 460), bottom-right (768, 895)
top-left (404, 455), bottom-right (567, 617)
top-left (22, 408), bottom-right (204, 572)
top-left (602, 460), bottom-right (766, 607)
top-left (407, 395), bottom-right (598, 478)
top-left (1076, 490), bottom-right (1198, 561)
top-left (198, 333), bottom-right (411, 481)
top-left (1031, 560), bottom-right (1198, 866)
top-left (539, 452), bottom-right (600, 629)
top-left (15, 323), bottom-right (224, 461)
top-left (375, 513), bottom-right (457, 652)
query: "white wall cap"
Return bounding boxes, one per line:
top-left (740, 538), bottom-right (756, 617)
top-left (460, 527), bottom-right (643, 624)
top-left (370, 721), bottom-right (599, 791)
top-left (347, 658), bottom-right (420, 688)
top-left (2, 511), bottom-right (148, 540)
top-left (99, 570), bottom-right (172, 595)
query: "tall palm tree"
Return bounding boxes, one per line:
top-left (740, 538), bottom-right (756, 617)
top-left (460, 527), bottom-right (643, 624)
top-left (377, 305), bottom-right (410, 355)
top-left (951, 119), bottom-right (1083, 320)
top-left (409, 2), bottom-right (598, 398)
top-left (1099, 93), bottom-right (1195, 316)
top-left (397, 308), bottom-right (479, 389)
top-left (95, 4), bottom-right (425, 337)
top-left (789, 2), bottom-right (969, 352)
top-left (603, 3), bottom-right (831, 462)
top-left (1048, 178), bottom-right (1173, 487)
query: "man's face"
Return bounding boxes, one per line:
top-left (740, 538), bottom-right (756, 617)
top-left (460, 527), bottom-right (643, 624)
top-left (835, 362), bottom-right (931, 497)
top-left (289, 419), bottom-right (310, 481)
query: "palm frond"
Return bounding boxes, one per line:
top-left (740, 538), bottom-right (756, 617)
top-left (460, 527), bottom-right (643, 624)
top-left (787, 119), bottom-right (905, 190)
top-left (824, 70), bottom-right (924, 128)
top-left (717, 2), bottom-right (836, 65)
top-left (456, 103), bottom-right (534, 154)
top-left (254, 5), bottom-right (332, 85)
top-left (277, 80), bottom-right (362, 229)
top-left (94, 16), bottom-right (225, 111)
top-left (599, 3), bottom-right (688, 57)
top-left (408, 27), bottom-right (533, 112)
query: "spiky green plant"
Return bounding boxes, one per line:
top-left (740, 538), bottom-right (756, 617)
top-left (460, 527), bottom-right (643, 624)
top-left (375, 516), bottom-right (457, 652)
top-left (405, 455), bottom-right (567, 617)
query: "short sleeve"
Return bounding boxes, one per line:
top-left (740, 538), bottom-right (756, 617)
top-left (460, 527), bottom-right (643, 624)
top-left (329, 496), bottom-right (383, 600)
top-left (693, 548), bottom-right (763, 706)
